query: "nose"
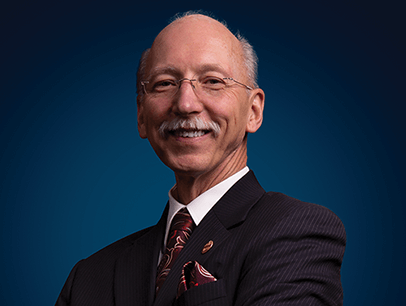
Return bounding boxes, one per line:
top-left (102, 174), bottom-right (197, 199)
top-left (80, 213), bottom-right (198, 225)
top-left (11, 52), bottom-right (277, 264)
top-left (172, 79), bottom-right (204, 115)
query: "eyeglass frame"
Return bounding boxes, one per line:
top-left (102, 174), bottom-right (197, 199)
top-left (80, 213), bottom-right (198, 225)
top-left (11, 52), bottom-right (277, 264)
top-left (139, 77), bottom-right (253, 97)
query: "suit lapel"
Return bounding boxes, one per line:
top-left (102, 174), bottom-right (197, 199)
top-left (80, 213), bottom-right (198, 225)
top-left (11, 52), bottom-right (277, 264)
top-left (213, 170), bottom-right (265, 228)
top-left (153, 171), bottom-right (265, 306)
top-left (114, 205), bottom-right (168, 306)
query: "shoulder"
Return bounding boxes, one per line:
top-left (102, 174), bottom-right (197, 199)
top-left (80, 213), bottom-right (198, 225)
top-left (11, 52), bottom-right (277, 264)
top-left (260, 191), bottom-right (344, 221)
top-left (56, 226), bottom-right (156, 304)
top-left (75, 226), bottom-right (154, 271)
top-left (252, 191), bottom-right (346, 240)
top-left (232, 192), bottom-right (346, 305)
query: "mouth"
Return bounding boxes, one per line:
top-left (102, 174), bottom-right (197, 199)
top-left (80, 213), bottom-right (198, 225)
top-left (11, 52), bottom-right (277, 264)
top-left (169, 129), bottom-right (210, 138)
top-left (159, 117), bottom-right (220, 139)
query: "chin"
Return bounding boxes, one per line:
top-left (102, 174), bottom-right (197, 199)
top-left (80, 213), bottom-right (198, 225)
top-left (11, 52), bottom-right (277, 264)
top-left (165, 156), bottom-right (214, 177)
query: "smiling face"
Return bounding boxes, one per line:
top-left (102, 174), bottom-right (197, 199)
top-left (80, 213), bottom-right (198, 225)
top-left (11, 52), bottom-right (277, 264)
top-left (137, 15), bottom-right (264, 181)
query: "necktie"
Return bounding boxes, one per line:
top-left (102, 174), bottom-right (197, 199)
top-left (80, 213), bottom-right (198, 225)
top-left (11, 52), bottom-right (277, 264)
top-left (156, 208), bottom-right (195, 296)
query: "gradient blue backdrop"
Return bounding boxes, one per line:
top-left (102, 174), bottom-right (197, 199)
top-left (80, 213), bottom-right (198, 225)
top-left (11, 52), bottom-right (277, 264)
top-left (1, 1), bottom-right (405, 305)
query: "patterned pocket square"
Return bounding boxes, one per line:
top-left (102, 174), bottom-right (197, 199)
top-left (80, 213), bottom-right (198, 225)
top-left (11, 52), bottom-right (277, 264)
top-left (177, 261), bottom-right (217, 298)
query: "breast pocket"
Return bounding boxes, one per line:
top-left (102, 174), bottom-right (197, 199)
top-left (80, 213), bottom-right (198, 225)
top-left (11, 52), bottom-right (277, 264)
top-left (174, 279), bottom-right (227, 306)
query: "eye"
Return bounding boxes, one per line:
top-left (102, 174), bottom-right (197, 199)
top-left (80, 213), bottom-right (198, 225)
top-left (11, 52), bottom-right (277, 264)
top-left (202, 77), bottom-right (226, 90)
top-left (152, 79), bottom-right (177, 92)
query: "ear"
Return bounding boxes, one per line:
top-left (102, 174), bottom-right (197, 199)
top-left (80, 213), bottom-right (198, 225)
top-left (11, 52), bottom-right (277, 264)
top-left (137, 96), bottom-right (148, 139)
top-left (246, 88), bottom-right (265, 133)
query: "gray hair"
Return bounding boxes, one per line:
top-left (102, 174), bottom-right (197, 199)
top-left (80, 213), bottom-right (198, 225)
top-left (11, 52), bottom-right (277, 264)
top-left (136, 12), bottom-right (259, 96)
top-left (136, 48), bottom-right (151, 95)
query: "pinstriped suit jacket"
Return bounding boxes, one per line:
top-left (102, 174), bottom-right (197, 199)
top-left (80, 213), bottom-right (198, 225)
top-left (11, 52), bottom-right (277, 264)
top-left (55, 171), bottom-right (346, 306)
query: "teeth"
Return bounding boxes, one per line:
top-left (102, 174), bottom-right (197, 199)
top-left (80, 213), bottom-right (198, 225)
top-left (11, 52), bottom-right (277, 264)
top-left (174, 130), bottom-right (206, 138)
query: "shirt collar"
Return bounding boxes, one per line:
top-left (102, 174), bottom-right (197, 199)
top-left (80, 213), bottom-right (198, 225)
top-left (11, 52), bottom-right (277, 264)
top-left (167, 166), bottom-right (249, 230)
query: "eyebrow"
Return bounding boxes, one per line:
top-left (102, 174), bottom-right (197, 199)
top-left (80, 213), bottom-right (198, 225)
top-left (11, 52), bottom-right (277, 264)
top-left (196, 64), bottom-right (229, 76)
top-left (147, 66), bottom-right (180, 80)
top-left (147, 64), bottom-right (230, 80)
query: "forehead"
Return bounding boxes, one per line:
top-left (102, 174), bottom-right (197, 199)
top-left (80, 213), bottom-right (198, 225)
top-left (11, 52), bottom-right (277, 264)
top-left (146, 16), bottom-right (244, 78)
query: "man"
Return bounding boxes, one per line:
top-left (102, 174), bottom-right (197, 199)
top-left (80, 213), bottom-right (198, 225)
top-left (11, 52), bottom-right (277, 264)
top-left (56, 12), bottom-right (346, 306)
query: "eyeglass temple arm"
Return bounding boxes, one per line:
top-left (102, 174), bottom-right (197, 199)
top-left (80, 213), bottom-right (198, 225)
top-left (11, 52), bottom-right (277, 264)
top-left (223, 78), bottom-right (253, 90)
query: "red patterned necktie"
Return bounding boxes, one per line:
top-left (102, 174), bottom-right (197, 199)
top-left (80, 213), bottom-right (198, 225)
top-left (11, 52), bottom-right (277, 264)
top-left (156, 208), bottom-right (195, 296)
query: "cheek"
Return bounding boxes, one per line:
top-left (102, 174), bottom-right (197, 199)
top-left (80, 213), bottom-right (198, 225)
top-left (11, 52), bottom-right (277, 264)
top-left (206, 91), bottom-right (244, 119)
top-left (214, 94), bottom-right (250, 130)
top-left (143, 103), bottom-right (168, 128)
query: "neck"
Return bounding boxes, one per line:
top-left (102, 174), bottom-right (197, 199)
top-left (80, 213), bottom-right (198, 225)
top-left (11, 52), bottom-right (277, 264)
top-left (172, 144), bottom-right (248, 204)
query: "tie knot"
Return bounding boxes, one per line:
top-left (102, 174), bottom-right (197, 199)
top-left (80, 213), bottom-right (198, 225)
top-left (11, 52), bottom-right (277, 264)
top-left (169, 208), bottom-right (195, 233)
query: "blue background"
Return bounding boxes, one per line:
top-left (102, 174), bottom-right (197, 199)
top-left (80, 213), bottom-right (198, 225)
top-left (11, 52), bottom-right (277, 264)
top-left (1, 1), bottom-right (405, 305)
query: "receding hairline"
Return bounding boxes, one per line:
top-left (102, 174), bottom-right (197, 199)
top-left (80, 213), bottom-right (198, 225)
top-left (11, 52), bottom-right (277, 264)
top-left (169, 11), bottom-right (230, 31)
top-left (165, 13), bottom-right (230, 33)
top-left (153, 13), bottom-right (242, 54)
top-left (136, 12), bottom-right (259, 95)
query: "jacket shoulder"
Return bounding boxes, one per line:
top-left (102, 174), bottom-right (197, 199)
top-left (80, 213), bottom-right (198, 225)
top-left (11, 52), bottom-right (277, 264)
top-left (83, 225), bottom-right (153, 264)
top-left (260, 191), bottom-right (344, 227)
top-left (232, 192), bottom-right (346, 305)
top-left (55, 226), bottom-right (156, 306)
top-left (248, 191), bottom-right (346, 244)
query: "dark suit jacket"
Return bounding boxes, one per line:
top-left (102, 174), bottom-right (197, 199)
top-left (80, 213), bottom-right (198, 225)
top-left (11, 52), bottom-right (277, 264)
top-left (55, 171), bottom-right (346, 306)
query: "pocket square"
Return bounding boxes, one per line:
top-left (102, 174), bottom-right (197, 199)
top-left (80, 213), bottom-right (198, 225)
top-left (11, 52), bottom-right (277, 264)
top-left (177, 261), bottom-right (217, 298)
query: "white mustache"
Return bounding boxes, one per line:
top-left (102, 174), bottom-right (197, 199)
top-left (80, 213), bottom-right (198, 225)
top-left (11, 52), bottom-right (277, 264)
top-left (158, 117), bottom-right (220, 138)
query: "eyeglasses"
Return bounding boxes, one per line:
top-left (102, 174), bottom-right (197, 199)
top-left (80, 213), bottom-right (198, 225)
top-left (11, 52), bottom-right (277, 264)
top-left (140, 76), bottom-right (252, 99)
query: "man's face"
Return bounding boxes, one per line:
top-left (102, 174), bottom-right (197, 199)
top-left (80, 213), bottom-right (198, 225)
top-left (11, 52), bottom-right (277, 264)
top-left (137, 16), bottom-right (263, 178)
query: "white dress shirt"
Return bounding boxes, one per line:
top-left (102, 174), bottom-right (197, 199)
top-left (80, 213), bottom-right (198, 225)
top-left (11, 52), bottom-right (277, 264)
top-left (158, 167), bottom-right (249, 263)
